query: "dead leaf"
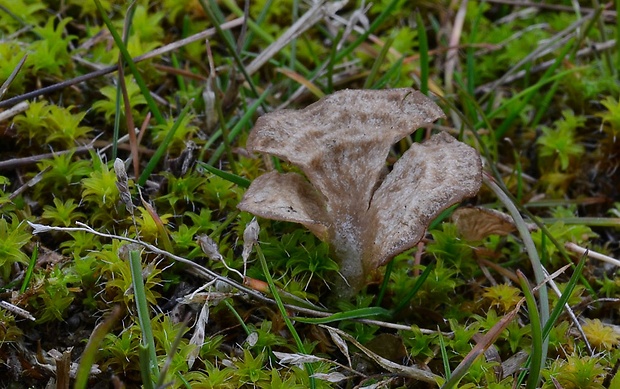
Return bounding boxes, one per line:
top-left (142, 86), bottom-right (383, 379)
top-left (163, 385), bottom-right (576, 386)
top-left (452, 206), bottom-right (517, 241)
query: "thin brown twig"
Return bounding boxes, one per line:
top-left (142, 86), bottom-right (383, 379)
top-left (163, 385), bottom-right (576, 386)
top-left (0, 18), bottom-right (244, 109)
top-left (0, 145), bottom-right (94, 170)
top-left (484, 0), bottom-right (616, 19)
top-left (478, 13), bottom-right (591, 99)
top-left (136, 112), bottom-right (151, 150)
top-left (475, 39), bottom-right (615, 92)
top-left (152, 64), bottom-right (208, 81)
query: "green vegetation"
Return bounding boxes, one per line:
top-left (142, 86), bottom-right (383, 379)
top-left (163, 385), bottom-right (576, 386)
top-left (1, 0), bottom-right (619, 387)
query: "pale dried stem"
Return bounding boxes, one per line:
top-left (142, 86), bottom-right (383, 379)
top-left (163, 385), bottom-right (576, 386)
top-left (485, 0), bottom-right (615, 17)
top-left (565, 242), bottom-right (620, 268)
top-left (0, 101), bottom-right (28, 123)
top-left (478, 39), bottom-right (616, 92)
top-left (245, 1), bottom-right (346, 76)
top-left (0, 300), bottom-right (36, 321)
top-left (479, 14), bottom-right (591, 98)
top-left (320, 325), bottom-right (440, 384)
top-left (444, 0), bottom-right (468, 96)
top-left (541, 264), bottom-right (594, 355)
top-left (26, 221), bottom-right (447, 336)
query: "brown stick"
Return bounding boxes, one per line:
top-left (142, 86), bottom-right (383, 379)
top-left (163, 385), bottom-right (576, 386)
top-left (0, 18), bottom-right (244, 109)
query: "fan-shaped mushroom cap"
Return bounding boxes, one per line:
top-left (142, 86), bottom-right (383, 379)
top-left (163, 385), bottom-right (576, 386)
top-left (245, 89), bottom-right (445, 218)
top-left (365, 132), bottom-right (482, 271)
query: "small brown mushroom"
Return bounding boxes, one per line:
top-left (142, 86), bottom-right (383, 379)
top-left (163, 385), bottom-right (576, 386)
top-left (238, 88), bottom-right (482, 298)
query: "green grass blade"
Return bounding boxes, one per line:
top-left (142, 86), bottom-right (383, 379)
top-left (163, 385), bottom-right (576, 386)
top-left (239, 0), bottom-right (273, 53)
top-left (416, 12), bottom-right (429, 95)
top-left (438, 329), bottom-right (451, 381)
top-left (289, 0), bottom-right (299, 76)
top-left (156, 319), bottom-right (189, 388)
top-left (458, 105), bottom-right (576, 280)
top-left (543, 257), bottom-right (587, 339)
top-left (224, 299), bottom-right (251, 335)
top-left (94, 0), bottom-right (165, 126)
top-left (20, 242), bottom-right (37, 293)
top-left (375, 259), bottom-right (393, 307)
top-left (493, 76), bottom-right (569, 140)
top-left (517, 270), bottom-right (543, 389)
top-left (197, 162), bottom-right (251, 188)
top-left (442, 304), bottom-right (521, 389)
top-left (205, 88), bottom-right (270, 165)
top-left (473, 51), bottom-right (572, 132)
top-left (391, 262), bottom-right (434, 316)
top-left (484, 175), bottom-right (549, 368)
top-left (363, 33), bottom-right (395, 89)
top-left (112, 2), bottom-right (136, 160)
top-left (293, 307), bottom-right (390, 324)
top-left (489, 68), bottom-right (578, 139)
top-left (529, 78), bottom-right (560, 129)
top-left (212, 80), bottom-right (237, 174)
top-left (465, 8), bottom-right (482, 97)
top-left (617, 0), bottom-right (620, 80)
top-left (129, 250), bottom-right (159, 381)
top-left (219, 0), bottom-right (310, 77)
top-left (221, 0), bottom-right (275, 46)
top-left (0, 54), bottom-right (27, 101)
top-left (586, 5), bottom-right (612, 77)
top-left (327, 28), bottom-right (344, 93)
top-left (372, 56), bottom-right (404, 89)
top-left (138, 344), bottom-right (155, 389)
top-left (333, 0), bottom-right (401, 63)
top-left (138, 99), bottom-right (193, 186)
top-left (74, 306), bottom-right (122, 389)
top-left (170, 53), bottom-right (187, 95)
top-left (199, 0), bottom-right (262, 101)
top-left (256, 244), bottom-right (316, 388)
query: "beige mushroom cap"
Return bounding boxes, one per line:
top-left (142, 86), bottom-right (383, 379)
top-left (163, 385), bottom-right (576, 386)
top-left (245, 89), bottom-right (446, 217)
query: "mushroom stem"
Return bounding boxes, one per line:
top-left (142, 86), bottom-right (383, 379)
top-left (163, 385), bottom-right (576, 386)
top-left (330, 218), bottom-right (365, 298)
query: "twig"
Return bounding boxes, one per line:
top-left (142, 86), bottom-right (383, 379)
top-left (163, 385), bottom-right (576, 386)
top-left (541, 265), bottom-right (594, 355)
top-left (444, 0), bottom-right (468, 96)
top-left (476, 39), bottom-right (616, 92)
top-left (0, 300), bottom-right (36, 321)
top-left (565, 242), bottom-right (620, 268)
top-left (0, 133), bottom-right (137, 170)
top-left (0, 55), bottom-right (27, 101)
top-left (26, 221), bottom-right (449, 336)
top-left (7, 166), bottom-right (51, 202)
top-left (0, 18), bottom-right (244, 109)
top-left (245, 1), bottom-right (345, 76)
top-left (0, 101), bottom-right (29, 123)
top-left (479, 14), bottom-right (591, 100)
top-left (484, 0), bottom-right (616, 21)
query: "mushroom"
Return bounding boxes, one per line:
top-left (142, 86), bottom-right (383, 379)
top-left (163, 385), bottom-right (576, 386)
top-left (238, 88), bottom-right (482, 299)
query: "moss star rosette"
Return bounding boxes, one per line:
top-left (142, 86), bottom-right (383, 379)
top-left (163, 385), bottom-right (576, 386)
top-left (238, 88), bottom-right (482, 298)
